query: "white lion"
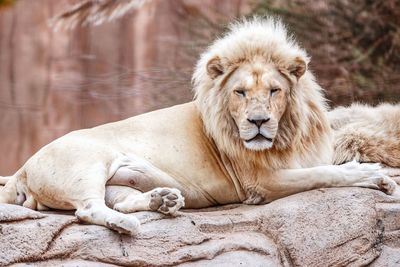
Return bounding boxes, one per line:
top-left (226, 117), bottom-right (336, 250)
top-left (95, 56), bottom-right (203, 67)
top-left (0, 17), bottom-right (395, 234)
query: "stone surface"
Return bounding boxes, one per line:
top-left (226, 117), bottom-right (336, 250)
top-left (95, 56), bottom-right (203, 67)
top-left (1, 188), bottom-right (400, 266)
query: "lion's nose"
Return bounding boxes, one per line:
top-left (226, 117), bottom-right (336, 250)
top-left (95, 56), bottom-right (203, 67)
top-left (247, 117), bottom-right (270, 127)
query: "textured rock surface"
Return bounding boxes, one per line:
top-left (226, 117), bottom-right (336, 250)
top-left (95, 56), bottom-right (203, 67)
top-left (1, 188), bottom-right (400, 266)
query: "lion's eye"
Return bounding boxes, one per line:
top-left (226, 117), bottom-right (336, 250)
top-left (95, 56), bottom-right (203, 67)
top-left (234, 89), bottom-right (246, 97)
top-left (270, 88), bottom-right (281, 96)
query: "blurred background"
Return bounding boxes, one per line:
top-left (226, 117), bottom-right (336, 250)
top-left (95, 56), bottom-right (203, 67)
top-left (0, 0), bottom-right (399, 174)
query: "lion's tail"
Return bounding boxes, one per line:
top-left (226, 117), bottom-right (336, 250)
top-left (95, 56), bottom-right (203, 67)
top-left (0, 169), bottom-right (24, 204)
top-left (0, 176), bottom-right (11, 185)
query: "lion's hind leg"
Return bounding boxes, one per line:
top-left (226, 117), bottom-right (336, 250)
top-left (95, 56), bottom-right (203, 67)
top-left (27, 161), bottom-right (142, 235)
top-left (21, 193), bottom-right (49, 211)
top-left (70, 172), bottom-right (141, 235)
top-left (75, 198), bottom-right (140, 235)
top-left (107, 157), bottom-right (185, 193)
top-left (106, 186), bottom-right (185, 216)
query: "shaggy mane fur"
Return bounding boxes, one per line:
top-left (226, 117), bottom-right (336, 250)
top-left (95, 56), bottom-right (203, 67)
top-left (192, 17), bottom-right (333, 169)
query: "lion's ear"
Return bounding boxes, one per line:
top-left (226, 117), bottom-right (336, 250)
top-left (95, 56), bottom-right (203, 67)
top-left (206, 56), bottom-right (224, 79)
top-left (287, 57), bottom-right (307, 80)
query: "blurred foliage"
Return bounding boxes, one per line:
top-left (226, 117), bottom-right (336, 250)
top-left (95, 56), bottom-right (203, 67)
top-left (254, 0), bottom-right (400, 106)
top-left (0, 0), bottom-right (15, 8)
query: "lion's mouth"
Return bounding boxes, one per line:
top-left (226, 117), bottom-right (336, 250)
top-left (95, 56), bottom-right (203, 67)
top-left (245, 134), bottom-right (273, 143)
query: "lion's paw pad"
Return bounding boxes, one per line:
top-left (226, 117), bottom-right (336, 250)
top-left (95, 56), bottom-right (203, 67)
top-left (149, 188), bottom-right (185, 216)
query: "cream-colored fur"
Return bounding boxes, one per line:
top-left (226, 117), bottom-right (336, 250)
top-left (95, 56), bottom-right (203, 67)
top-left (330, 103), bottom-right (400, 167)
top-left (0, 17), bottom-right (396, 235)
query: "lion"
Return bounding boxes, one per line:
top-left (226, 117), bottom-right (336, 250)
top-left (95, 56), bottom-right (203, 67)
top-left (0, 17), bottom-right (396, 235)
top-left (329, 102), bottom-right (400, 181)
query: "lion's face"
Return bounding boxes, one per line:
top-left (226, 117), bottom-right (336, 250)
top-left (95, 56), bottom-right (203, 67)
top-left (226, 63), bottom-right (290, 150)
top-left (205, 56), bottom-right (306, 151)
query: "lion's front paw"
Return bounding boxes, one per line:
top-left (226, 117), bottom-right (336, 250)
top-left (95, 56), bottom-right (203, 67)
top-left (379, 176), bottom-right (397, 195)
top-left (369, 176), bottom-right (396, 195)
top-left (149, 187), bottom-right (185, 216)
top-left (353, 176), bottom-right (397, 195)
top-left (340, 161), bottom-right (397, 195)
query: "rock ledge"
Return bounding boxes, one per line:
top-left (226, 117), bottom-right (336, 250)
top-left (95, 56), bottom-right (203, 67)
top-left (1, 188), bottom-right (400, 266)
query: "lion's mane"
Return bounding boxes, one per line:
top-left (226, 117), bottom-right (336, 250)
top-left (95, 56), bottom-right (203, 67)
top-left (192, 17), bottom-right (333, 169)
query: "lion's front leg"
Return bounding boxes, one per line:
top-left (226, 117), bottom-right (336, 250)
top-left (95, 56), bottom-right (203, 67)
top-left (255, 161), bottom-right (396, 203)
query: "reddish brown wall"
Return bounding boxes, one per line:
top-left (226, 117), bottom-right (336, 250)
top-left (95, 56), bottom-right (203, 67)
top-left (0, 0), bottom-right (251, 174)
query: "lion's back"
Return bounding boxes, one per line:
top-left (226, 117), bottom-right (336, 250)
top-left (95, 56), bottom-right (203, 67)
top-left (330, 103), bottom-right (400, 166)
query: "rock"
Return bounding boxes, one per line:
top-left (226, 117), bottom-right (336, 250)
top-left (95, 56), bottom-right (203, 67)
top-left (1, 188), bottom-right (400, 266)
top-left (0, 203), bottom-right (45, 222)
